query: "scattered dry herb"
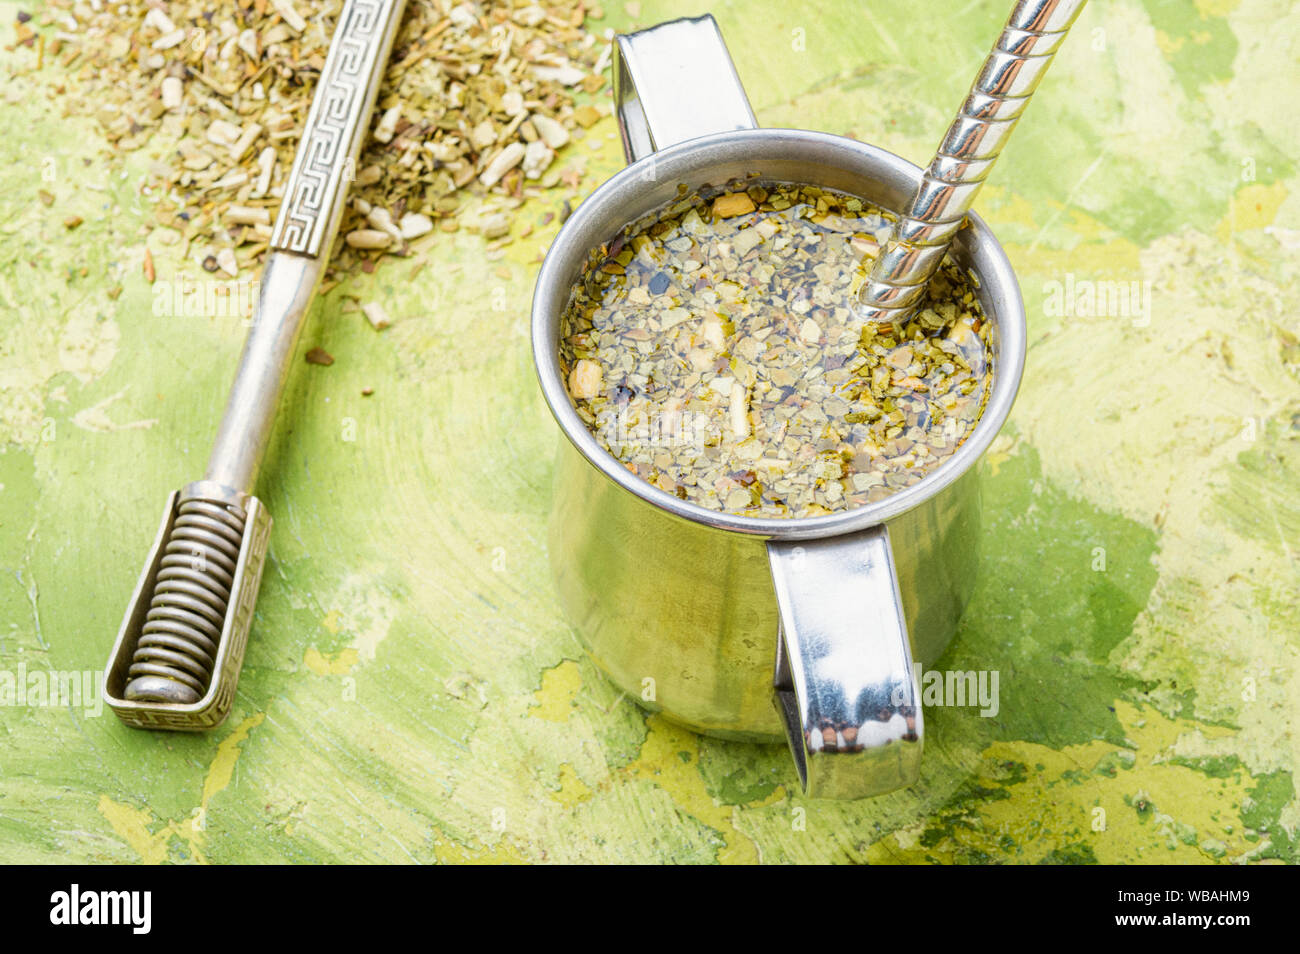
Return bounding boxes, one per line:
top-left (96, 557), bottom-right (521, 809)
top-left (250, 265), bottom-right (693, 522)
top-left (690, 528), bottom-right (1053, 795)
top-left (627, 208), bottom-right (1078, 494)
top-left (30, 1), bottom-right (611, 276)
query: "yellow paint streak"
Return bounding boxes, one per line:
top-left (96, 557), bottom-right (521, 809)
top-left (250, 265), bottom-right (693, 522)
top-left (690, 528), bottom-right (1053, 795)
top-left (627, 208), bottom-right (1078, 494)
top-left (978, 185), bottom-right (1041, 229)
top-left (1194, 0), bottom-right (1240, 16)
top-left (1216, 182), bottom-right (1289, 242)
top-left (751, 785), bottom-right (789, 810)
top-left (201, 712), bottom-right (265, 807)
top-left (434, 838), bottom-right (529, 865)
top-left (1007, 235), bottom-right (1144, 280)
top-left (97, 795), bottom-right (170, 865)
top-left (1154, 29), bottom-right (1185, 55)
top-left (1064, 207), bottom-right (1119, 243)
top-left (867, 702), bottom-right (1257, 864)
top-left (304, 646), bottom-right (359, 675)
top-left (627, 715), bottom-right (759, 864)
top-left (321, 609), bottom-right (342, 634)
top-left (97, 713), bottom-right (265, 865)
top-left (549, 763), bottom-right (594, 807)
top-left (530, 659), bottom-right (583, 722)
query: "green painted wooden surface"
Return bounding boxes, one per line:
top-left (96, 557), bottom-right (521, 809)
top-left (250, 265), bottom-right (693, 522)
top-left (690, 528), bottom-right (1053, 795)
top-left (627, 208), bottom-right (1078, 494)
top-left (1, 0), bottom-right (1297, 864)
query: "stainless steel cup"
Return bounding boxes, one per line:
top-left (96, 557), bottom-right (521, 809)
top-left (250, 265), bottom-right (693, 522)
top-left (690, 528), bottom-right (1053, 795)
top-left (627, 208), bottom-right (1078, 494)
top-left (530, 15), bottom-right (1025, 799)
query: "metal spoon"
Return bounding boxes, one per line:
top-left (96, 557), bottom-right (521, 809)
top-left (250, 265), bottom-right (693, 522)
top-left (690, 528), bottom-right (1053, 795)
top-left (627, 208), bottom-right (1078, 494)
top-left (102, 0), bottom-right (408, 730)
top-left (857, 0), bottom-right (1087, 326)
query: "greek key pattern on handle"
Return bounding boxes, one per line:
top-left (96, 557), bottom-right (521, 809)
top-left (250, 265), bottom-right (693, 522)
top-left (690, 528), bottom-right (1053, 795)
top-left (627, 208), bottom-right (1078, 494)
top-left (271, 0), bottom-right (404, 257)
top-left (857, 0), bottom-right (1086, 324)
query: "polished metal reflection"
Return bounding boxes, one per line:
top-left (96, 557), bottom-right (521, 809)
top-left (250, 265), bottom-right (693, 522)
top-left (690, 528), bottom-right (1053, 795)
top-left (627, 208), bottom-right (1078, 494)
top-left (533, 15), bottom-right (1026, 798)
top-left (103, 0), bottom-right (409, 730)
top-left (204, 253), bottom-right (325, 493)
top-left (771, 528), bottom-right (921, 800)
top-left (857, 0), bottom-right (1086, 324)
top-left (612, 14), bottom-right (757, 160)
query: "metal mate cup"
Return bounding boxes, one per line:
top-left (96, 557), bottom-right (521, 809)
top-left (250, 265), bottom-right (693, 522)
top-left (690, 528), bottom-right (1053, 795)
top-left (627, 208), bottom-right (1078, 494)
top-left (531, 16), bottom-right (1026, 798)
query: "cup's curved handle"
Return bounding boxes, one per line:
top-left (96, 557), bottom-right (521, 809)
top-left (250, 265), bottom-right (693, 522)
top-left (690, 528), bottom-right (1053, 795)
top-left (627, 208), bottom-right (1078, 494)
top-left (769, 528), bottom-right (923, 799)
top-left (612, 14), bottom-right (757, 163)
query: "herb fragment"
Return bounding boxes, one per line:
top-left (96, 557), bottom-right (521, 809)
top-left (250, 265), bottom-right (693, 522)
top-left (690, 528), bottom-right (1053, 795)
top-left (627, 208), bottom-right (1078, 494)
top-left (558, 181), bottom-right (995, 519)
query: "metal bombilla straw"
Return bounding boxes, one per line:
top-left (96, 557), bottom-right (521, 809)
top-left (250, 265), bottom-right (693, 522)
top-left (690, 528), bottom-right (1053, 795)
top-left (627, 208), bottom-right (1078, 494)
top-left (102, 0), bottom-right (408, 730)
top-left (857, 0), bottom-right (1087, 327)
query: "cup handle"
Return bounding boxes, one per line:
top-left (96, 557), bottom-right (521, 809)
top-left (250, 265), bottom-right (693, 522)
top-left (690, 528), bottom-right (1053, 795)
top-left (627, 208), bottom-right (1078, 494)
top-left (612, 14), bottom-right (758, 163)
top-left (768, 527), bottom-right (923, 799)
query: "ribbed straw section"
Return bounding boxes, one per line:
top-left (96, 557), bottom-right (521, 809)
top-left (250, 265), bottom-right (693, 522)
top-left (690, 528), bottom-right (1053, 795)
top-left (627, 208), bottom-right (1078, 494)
top-left (124, 493), bottom-right (246, 705)
top-left (857, 0), bottom-right (1086, 328)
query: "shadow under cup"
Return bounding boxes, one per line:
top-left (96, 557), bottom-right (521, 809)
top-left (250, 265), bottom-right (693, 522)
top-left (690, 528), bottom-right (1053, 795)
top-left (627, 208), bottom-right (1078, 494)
top-left (531, 128), bottom-right (1025, 792)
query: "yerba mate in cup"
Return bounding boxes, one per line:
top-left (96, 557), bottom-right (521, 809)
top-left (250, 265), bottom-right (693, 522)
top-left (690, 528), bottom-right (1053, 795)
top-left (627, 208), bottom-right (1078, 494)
top-left (531, 16), bottom-right (1026, 799)
top-left (557, 181), bottom-right (993, 519)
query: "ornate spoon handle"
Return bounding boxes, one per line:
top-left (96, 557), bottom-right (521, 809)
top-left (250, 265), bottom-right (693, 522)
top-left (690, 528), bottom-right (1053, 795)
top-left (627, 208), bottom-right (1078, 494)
top-left (104, 0), bottom-right (408, 730)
